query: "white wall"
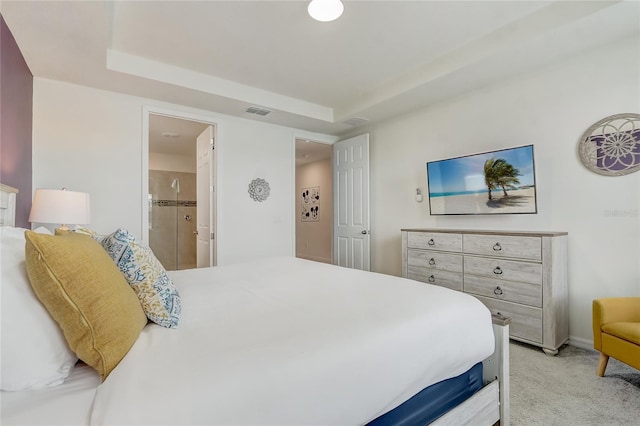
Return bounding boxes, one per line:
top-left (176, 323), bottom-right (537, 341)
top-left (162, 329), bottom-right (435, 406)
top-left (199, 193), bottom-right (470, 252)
top-left (353, 37), bottom-right (640, 346)
top-left (296, 158), bottom-right (332, 263)
top-left (32, 78), bottom-right (333, 265)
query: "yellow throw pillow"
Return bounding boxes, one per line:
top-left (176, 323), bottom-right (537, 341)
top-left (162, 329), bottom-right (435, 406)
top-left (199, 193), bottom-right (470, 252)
top-left (24, 231), bottom-right (147, 381)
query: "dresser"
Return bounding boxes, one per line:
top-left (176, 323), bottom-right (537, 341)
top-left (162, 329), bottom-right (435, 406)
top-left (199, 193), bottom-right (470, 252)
top-left (401, 228), bottom-right (568, 355)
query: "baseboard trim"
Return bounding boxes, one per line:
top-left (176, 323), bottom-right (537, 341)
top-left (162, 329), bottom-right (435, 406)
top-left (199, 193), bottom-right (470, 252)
top-left (296, 254), bottom-right (332, 264)
top-left (568, 335), bottom-right (594, 351)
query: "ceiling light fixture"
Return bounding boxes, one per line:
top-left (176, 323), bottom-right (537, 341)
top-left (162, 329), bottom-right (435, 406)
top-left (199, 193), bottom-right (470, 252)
top-left (161, 131), bottom-right (180, 138)
top-left (308, 0), bottom-right (344, 22)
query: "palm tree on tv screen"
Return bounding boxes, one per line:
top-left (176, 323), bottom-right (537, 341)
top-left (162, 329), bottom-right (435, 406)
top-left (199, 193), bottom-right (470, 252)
top-left (483, 158), bottom-right (521, 200)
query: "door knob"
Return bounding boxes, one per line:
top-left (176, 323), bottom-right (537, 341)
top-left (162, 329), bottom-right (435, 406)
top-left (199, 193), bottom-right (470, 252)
top-left (193, 231), bottom-right (198, 235)
top-left (361, 230), bottom-right (370, 235)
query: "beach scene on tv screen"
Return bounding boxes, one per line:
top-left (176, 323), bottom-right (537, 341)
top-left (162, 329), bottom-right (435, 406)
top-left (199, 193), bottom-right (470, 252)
top-left (427, 145), bottom-right (537, 215)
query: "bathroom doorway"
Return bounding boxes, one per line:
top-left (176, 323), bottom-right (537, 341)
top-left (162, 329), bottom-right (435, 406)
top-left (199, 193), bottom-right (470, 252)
top-left (148, 114), bottom-right (216, 271)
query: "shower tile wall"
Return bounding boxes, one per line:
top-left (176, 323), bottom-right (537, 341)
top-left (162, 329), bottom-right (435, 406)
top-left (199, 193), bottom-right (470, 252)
top-left (149, 170), bottom-right (197, 270)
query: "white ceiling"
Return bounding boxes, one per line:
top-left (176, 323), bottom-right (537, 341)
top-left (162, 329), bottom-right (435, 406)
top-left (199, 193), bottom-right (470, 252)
top-left (149, 114), bottom-right (210, 157)
top-left (2, 1), bottom-right (638, 136)
top-left (296, 139), bottom-right (332, 166)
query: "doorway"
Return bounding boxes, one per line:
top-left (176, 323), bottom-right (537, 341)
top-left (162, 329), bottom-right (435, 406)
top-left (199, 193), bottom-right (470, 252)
top-left (295, 139), bottom-right (333, 264)
top-left (147, 113), bottom-right (216, 270)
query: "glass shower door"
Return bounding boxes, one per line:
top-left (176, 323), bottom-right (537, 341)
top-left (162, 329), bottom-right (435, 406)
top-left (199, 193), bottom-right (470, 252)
top-left (148, 170), bottom-right (198, 271)
top-left (149, 171), bottom-right (179, 270)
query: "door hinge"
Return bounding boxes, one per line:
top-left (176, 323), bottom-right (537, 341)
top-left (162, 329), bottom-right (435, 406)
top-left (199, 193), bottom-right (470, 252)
top-left (210, 138), bottom-right (215, 150)
top-left (210, 232), bottom-right (215, 240)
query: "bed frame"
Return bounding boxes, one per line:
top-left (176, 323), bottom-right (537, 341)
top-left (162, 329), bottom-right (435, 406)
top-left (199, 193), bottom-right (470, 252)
top-left (0, 183), bottom-right (508, 426)
top-left (0, 184), bottom-right (19, 227)
top-left (431, 314), bottom-right (510, 425)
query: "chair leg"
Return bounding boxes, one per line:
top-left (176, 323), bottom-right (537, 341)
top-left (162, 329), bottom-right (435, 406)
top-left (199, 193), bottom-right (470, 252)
top-left (597, 353), bottom-right (609, 377)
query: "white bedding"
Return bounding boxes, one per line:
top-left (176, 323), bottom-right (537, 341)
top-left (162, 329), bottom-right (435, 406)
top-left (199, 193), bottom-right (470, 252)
top-left (1, 363), bottom-right (100, 426)
top-left (90, 257), bottom-right (494, 426)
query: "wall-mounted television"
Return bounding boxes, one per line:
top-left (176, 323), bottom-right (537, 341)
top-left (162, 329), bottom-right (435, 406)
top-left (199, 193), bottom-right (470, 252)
top-left (426, 145), bottom-right (537, 215)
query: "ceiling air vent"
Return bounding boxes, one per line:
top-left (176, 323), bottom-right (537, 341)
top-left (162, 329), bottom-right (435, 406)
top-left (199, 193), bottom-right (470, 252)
top-left (245, 106), bottom-right (272, 116)
top-left (343, 117), bottom-right (369, 127)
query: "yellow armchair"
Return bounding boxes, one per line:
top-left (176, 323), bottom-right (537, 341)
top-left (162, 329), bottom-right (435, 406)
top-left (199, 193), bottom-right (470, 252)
top-left (593, 297), bottom-right (640, 376)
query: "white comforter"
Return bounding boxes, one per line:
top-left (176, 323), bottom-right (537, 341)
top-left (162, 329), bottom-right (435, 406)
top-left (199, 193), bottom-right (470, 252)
top-left (90, 257), bottom-right (494, 425)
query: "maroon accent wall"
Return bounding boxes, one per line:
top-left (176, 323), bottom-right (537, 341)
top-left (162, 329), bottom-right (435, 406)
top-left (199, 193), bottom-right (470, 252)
top-left (1, 15), bottom-right (33, 228)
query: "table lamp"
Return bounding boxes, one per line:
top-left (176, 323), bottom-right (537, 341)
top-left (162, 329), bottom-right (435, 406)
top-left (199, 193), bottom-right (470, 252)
top-left (29, 188), bottom-right (91, 231)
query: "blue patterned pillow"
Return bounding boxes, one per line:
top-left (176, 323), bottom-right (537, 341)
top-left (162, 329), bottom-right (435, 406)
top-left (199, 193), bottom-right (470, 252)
top-left (92, 228), bottom-right (181, 328)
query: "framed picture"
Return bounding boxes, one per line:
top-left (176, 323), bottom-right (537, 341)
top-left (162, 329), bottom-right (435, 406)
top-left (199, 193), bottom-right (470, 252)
top-left (301, 186), bottom-right (320, 222)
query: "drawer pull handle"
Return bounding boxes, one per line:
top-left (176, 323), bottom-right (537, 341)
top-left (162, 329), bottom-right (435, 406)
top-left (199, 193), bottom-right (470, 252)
top-left (494, 286), bottom-right (503, 295)
top-left (428, 275), bottom-right (435, 283)
top-left (493, 266), bottom-right (503, 275)
top-left (493, 243), bottom-right (502, 251)
top-left (428, 239), bottom-right (435, 246)
top-left (428, 258), bottom-right (436, 266)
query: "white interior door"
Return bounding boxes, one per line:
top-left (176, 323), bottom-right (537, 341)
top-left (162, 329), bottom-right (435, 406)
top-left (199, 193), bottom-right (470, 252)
top-left (333, 133), bottom-right (370, 271)
top-left (196, 125), bottom-right (216, 267)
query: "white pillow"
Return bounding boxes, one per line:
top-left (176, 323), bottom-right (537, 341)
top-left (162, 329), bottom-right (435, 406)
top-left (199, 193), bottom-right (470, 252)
top-left (0, 226), bottom-right (77, 391)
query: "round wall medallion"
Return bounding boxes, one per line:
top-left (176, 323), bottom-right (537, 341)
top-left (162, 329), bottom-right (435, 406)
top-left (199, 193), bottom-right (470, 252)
top-left (248, 178), bottom-right (270, 202)
top-left (578, 113), bottom-right (640, 176)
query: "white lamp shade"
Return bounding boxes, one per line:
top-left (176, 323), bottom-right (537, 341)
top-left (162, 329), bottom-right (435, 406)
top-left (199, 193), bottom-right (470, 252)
top-left (29, 189), bottom-right (91, 226)
top-left (308, 0), bottom-right (344, 22)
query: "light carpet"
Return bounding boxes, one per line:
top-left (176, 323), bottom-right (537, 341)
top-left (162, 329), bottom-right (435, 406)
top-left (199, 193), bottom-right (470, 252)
top-left (510, 342), bottom-right (640, 426)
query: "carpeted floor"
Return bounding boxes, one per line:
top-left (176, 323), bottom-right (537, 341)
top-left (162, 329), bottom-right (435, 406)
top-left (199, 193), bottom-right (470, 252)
top-left (510, 341), bottom-right (640, 425)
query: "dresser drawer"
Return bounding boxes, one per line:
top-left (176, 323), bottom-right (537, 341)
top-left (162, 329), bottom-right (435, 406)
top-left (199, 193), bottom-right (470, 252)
top-left (407, 249), bottom-right (462, 273)
top-left (464, 256), bottom-right (542, 285)
top-left (463, 234), bottom-right (541, 261)
top-left (474, 295), bottom-right (542, 343)
top-left (407, 266), bottom-right (462, 292)
top-left (407, 232), bottom-right (462, 253)
top-left (464, 275), bottom-right (542, 307)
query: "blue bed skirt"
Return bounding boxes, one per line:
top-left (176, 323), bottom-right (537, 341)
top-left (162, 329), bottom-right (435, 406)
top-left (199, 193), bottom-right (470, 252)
top-left (367, 362), bottom-right (483, 426)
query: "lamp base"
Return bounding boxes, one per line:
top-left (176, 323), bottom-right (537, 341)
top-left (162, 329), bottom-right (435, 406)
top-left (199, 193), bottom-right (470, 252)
top-left (54, 225), bottom-right (72, 235)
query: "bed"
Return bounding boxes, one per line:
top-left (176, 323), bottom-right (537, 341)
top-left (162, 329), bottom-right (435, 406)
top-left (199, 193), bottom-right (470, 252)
top-left (0, 183), bottom-right (510, 426)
